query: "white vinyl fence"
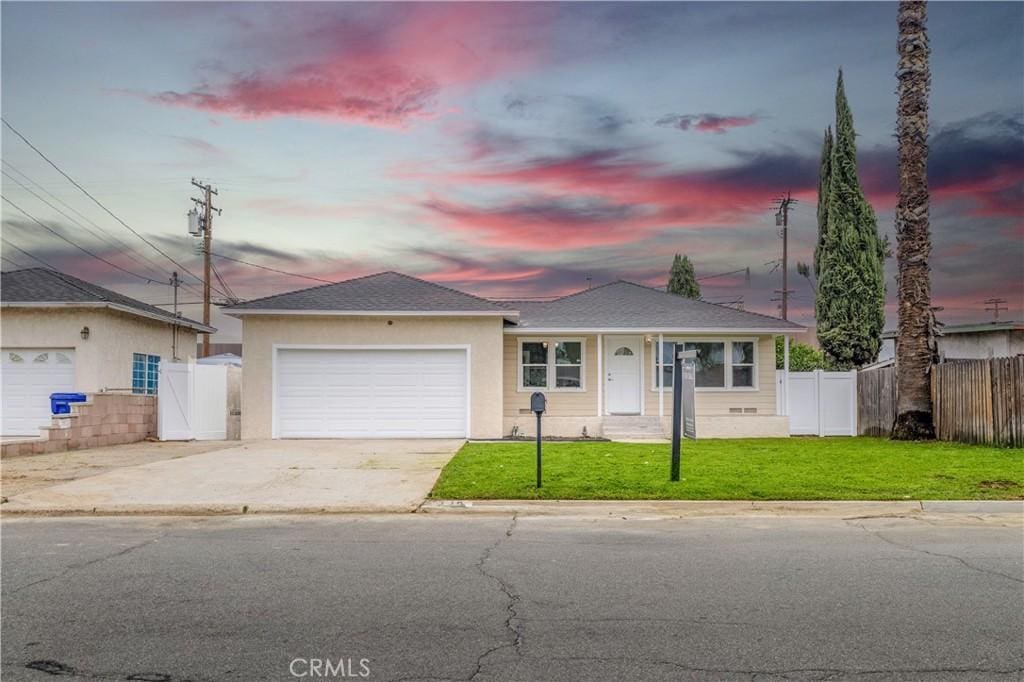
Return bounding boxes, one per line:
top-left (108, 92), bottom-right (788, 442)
top-left (776, 370), bottom-right (858, 436)
top-left (158, 362), bottom-right (227, 441)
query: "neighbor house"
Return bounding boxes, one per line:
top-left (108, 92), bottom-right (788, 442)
top-left (1, 268), bottom-right (214, 436)
top-left (225, 271), bottom-right (804, 440)
top-left (881, 321), bottom-right (1024, 361)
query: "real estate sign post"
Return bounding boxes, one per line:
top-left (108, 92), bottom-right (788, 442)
top-left (671, 349), bottom-right (697, 482)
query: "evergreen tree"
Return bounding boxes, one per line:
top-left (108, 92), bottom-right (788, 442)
top-left (813, 127), bottom-right (833, 278)
top-left (815, 70), bottom-right (887, 369)
top-left (667, 254), bottom-right (701, 299)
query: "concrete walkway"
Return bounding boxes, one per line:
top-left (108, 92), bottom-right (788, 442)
top-left (2, 440), bottom-right (462, 515)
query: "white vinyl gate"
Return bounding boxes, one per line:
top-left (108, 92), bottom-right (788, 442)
top-left (776, 370), bottom-right (857, 436)
top-left (158, 362), bottom-right (227, 440)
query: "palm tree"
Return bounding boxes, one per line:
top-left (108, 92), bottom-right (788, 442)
top-left (892, 0), bottom-right (936, 439)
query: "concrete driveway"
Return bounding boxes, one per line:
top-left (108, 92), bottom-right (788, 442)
top-left (1, 439), bottom-right (462, 514)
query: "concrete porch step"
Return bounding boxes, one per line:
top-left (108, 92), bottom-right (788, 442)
top-left (603, 416), bottom-right (666, 441)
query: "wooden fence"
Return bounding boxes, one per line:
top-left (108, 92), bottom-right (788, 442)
top-left (858, 357), bottom-right (1024, 447)
top-left (857, 366), bottom-right (897, 437)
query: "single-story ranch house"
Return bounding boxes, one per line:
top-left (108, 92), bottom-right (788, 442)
top-left (1, 268), bottom-right (214, 436)
top-left (226, 271), bottom-right (805, 440)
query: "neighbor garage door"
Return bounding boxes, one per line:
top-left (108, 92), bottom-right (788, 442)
top-left (275, 348), bottom-right (468, 438)
top-left (1, 349), bottom-right (76, 436)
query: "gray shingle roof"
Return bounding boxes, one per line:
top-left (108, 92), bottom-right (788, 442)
top-left (1, 268), bottom-right (214, 332)
top-left (511, 281), bottom-right (804, 331)
top-left (225, 271), bottom-right (515, 314)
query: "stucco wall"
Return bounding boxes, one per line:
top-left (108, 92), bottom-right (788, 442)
top-left (1, 307), bottom-right (197, 393)
top-left (239, 315), bottom-right (505, 439)
top-left (938, 330), bottom-right (1024, 360)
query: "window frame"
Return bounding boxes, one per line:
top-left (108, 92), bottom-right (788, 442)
top-left (517, 337), bottom-right (587, 392)
top-left (651, 338), bottom-right (758, 392)
top-left (132, 353), bottom-right (161, 395)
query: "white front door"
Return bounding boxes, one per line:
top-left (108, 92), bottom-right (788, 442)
top-left (605, 337), bottom-right (641, 414)
top-left (1, 348), bottom-right (76, 436)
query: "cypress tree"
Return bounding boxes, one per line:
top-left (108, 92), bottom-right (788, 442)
top-left (813, 127), bottom-right (833, 278)
top-left (667, 253), bottom-right (701, 299)
top-left (815, 70), bottom-right (886, 368)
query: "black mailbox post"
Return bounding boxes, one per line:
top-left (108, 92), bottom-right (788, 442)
top-left (671, 349), bottom-right (697, 482)
top-left (531, 392), bottom-right (546, 488)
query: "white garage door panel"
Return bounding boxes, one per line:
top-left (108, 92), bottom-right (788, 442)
top-left (276, 348), bottom-right (468, 438)
top-left (1, 349), bottom-right (76, 436)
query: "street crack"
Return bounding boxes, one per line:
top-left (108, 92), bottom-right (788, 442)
top-left (849, 521), bottom-right (1023, 585)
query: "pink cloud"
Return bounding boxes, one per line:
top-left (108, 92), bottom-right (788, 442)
top-left (150, 4), bottom-right (551, 127)
top-left (656, 113), bottom-right (760, 134)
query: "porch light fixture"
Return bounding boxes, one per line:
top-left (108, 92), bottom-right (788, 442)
top-left (80, 326), bottom-right (90, 340)
top-left (542, 341), bottom-right (548, 348)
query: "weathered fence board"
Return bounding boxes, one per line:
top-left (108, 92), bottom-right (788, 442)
top-left (861, 357), bottom-right (1023, 447)
top-left (857, 366), bottom-right (896, 436)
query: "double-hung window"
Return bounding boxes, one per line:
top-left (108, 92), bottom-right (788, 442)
top-left (132, 353), bottom-right (160, 395)
top-left (655, 340), bottom-right (756, 390)
top-left (519, 339), bottom-right (585, 391)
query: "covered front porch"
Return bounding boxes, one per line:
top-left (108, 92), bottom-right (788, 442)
top-left (502, 332), bottom-right (794, 440)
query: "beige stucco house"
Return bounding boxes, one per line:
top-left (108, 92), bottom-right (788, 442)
top-left (1, 268), bottom-right (214, 436)
top-left (227, 271), bottom-right (804, 440)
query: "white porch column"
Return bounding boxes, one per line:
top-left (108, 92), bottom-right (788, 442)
top-left (658, 333), bottom-right (664, 417)
top-left (596, 334), bottom-right (603, 417)
top-left (639, 338), bottom-right (646, 416)
top-left (783, 334), bottom-right (791, 416)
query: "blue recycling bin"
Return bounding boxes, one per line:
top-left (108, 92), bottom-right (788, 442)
top-left (50, 392), bottom-right (87, 415)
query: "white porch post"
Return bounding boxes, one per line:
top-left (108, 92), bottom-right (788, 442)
top-left (783, 334), bottom-right (791, 416)
top-left (596, 334), bottom-right (603, 417)
top-left (658, 333), bottom-right (664, 418)
top-left (639, 338), bottom-right (645, 416)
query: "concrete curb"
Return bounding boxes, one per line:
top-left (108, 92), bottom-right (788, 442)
top-left (0, 503), bottom-right (421, 516)
top-left (2, 499), bottom-right (1019, 519)
top-left (419, 499), bottom-right (1024, 519)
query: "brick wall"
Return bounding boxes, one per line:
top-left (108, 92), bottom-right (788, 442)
top-left (1, 394), bottom-right (156, 457)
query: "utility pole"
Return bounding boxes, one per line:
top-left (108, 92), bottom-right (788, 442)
top-left (190, 179), bottom-right (220, 358)
top-left (983, 298), bottom-right (1007, 321)
top-left (170, 271), bottom-right (180, 361)
top-left (773, 192), bottom-right (797, 320)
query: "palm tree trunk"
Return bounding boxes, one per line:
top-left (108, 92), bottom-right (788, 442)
top-left (892, 0), bottom-right (936, 439)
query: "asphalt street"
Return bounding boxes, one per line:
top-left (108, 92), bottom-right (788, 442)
top-left (2, 514), bottom-right (1021, 681)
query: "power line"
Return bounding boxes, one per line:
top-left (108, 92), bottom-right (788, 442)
top-left (1, 255), bottom-right (25, 269)
top-left (1, 237), bottom-right (59, 270)
top-left (1, 160), bottom-right (191, 289)
top-left (2, 195), bottom-right (164, 284)
top-left (982, 298), bottom-right (1008, 321)
top-left (211, 252), bottom-right (336, 284)
top-left (1, 166), bottom-right (197, 292)
top-left (2, 118), bottom-right (225, 296)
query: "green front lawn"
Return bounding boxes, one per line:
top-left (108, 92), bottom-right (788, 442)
top-left (430, 438), bottom-right (1024, 501)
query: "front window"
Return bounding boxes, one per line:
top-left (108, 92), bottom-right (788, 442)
top-left (132, 353), bottom-right (160, 395)
top-left (519, 339), bottom-right (585, 390)
top-left (554, 341), bottom-right (583, 388)
top-left (521, 342), bottom-right (547, 388)
top-left (655, 340), bottom-right (756, 390)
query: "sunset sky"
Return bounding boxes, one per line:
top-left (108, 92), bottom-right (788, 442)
top-left (2, 1), bottom-right (1021, 342)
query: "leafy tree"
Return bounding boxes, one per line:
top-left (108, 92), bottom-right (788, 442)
top-left (667, 253), bottom-right (701, 299)
top-left (814, 70), bottom-right (887, 369)
top-left (892, 0), bottom-right (936, 439)
top-left (775, 337), bottom-right (832, 371)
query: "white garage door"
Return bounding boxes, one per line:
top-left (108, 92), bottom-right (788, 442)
top-left (275, 348), bottom-right (468, 439)
top-left (1, 349), bottom-right (76, 436)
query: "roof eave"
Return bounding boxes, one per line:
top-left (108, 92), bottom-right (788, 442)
top-left (503, 326), bottom-right (806, 334)
top-left (1, 301), bottom-right (216, 334)
top-left (224, 308), bottom-right (519, 320)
